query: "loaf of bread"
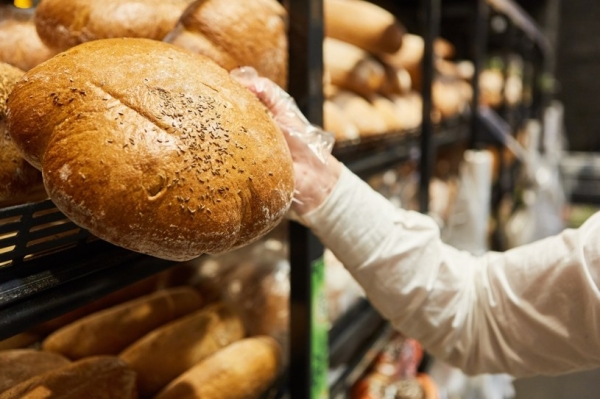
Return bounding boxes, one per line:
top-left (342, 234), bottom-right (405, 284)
top-left (35, 0), bottom-right (194, 51)
top-left (324, 100), bottom-right (359, 141)
top-left (0, 333), bottom-right (40, 351)
top-left (7, 38), bottom-right (294, 261)
top-left (42, 287), bottom-right (202, 359)
top-left (0, 350), bottom-right (70, 394)
top-left (330, 89), bottom-right (387, 136)
top-left (0, 7), bottom-right (57, 71)
top-left (369, 94), bottom-right (405, 132)
top-left (379, 34), bottom-right (424, 91)
top-left (0, 62), bottom-right (45, 207)
top-left (324, 0), bottom-right (404, 54)
top-left (0, 356), bottom-right (136, 399)
top-left (433, 78), bottom-right (468, 119)
top-left (155, 336), bottom-right (281, 399)
top-left (389, 92), bottom-right (423, 130)
top-left (379, 64), bottom-right (412, 96)
top-left (324, 37), bottom-right (385, 98)
top-left (120, 302), bottom-right (244, 397)
top-left (32, 273), bottom-right (166, 336)
top-left (165, 0), bottom-right (288, 88)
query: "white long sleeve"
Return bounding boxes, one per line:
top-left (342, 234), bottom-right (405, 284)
top-left (303, 166), bottom-right (600, 378)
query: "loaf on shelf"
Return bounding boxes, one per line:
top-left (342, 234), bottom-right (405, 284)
top-left (330, 89), bottom-right (388, 137)
top-left (0, 6), bottom-right (57, 71)
top-left (34, 0), bottom-right (195, 51)
top-left (0, 350), bottom-right (70, 394)
top-left (164, 0), bottom-right (288, 88)
top-left (155, 336), bottom-right (281, 399)
top-left (324, 0), bottom-right (404, 55)
top-left (324, 37), bottom-right (386, 98)
top-left (324, 100), bottom-right (360, 142)
top-left (7, 38), bottom-right (294, 261)
top-left (0, 62), bottom-right (45, 208)
top-left (0, 356), bottom-right (137, 399)
top-left (120, 302), bottom-right (245, 397)
top-left (42, 287), bottom-right (203, 359)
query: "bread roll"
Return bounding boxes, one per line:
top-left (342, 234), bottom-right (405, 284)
top-left (42, 287), bottom-right (203, 359)
top-left (165, 0), bottom-right (288, 88)
top-left (155, 336), bottom-right (281, 399)
top-left (330, 89), bottom-right (387, 137)
top-left (35, 0), bottom-right (194, 51)
top-left (324, 37), bottom-right (385, 98)
top-left (0, 350), bottom-right (70, 394)
top-left (0, 62), bottom-right (45, 207)
top-left (0, 356), bottom-right (136, 399)
top-left (120, 302), bottom-right (244, 397)
top-left (324, 100), bottom-right (359, 141)
top-left (7, 38), bottom-right (294, 261)
top-left (324, 0), bottom-right (404, 54)
top-left (0, 7), bottom-right (57, 71)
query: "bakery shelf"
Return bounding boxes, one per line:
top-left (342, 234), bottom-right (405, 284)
top-left (0, 199), bottom-right (180, 340)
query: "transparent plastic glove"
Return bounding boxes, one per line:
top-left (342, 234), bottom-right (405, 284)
top-left (231, 66), bottom-right (342, 217)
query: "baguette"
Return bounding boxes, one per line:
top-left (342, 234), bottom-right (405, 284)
top-left (324, 0), bottom-right (404, 54)
top-left (155, 336), bottom-right (281, 399)
top-left (369, 94), bottom-right (405, 132)
top-left (0, 356), bottom-right (136, 399)
top-left (324, 37), bottom-right (385, 98)
top-left (0, 350), bottom-right (70, 394)
top-left (330, 89), bottom-right (387, 136)
top-left (324, 100), bottom-right (359, 141)
top-left (42, 287), bottom-right (203, 359)
top-left (120, 302), bottom-right (245, 397)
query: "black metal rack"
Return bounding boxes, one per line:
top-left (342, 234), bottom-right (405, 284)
top-left (0, 0), bottom-right (554, 398)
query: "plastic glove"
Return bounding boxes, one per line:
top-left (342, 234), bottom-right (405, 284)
top-left (231, 66), bottom-right (342, 217)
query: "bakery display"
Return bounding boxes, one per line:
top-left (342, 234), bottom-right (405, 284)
top-left (0, 62), bottom-right (45, 207)
top-left (7, 38), bottom-right (294, 261)
top-left (120, 302), bottom-right (244, 397)
top-left (164, 0), bottom-right (288, 88)
top-left (42, 287), bottom-right (203, 359)
top-left (155, 336), bottom-right (281, 399)
top-left (34, 0), bottom-right (194, 51)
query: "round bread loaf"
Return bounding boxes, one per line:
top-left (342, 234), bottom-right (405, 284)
top-left (7, 38), bottom-right (294, 261)
top-left (0, 6), bottom-right (57, 71)
top-left (164, 0), bottom-right (288, 88)
top-left (35, 0), bottom-right (194, 51)
top-left (0, 62), bottom-right (45, 207)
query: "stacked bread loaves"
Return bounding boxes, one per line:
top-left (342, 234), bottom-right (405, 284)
top-left (7, 38), bottom-right (294, 261)
top-left (322, 0), bottom-right (423, 141)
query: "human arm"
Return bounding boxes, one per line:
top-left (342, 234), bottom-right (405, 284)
top-left (232, 69), bottom-right (600, 378)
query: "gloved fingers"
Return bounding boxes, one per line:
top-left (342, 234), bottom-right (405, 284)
top-left (230, 66), bottom-right (308, 133)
